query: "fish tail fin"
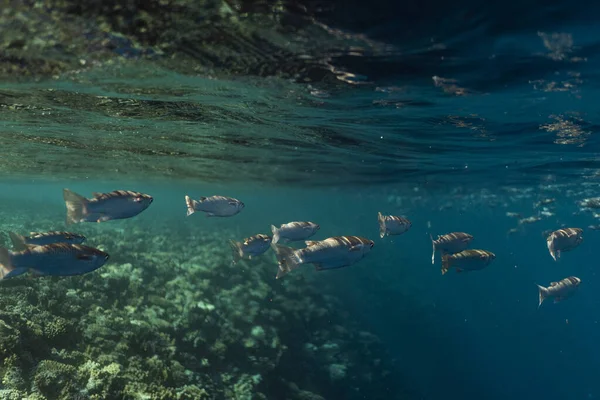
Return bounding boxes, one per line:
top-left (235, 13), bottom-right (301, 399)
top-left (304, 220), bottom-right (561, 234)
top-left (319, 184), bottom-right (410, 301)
top-left (377, 212), bottom-right (386, 239)
top-left (547, 241), bottom-right (557, 261)
top-left (0, 246), bottom-right (17, 280)
top-left (430, 233), bottom-right (436, 264)
top-left (8, 232), bottom-right (27, 251)
top-left (63, 189), bottom-right (88, 225)
top-left (228, 240), bottom-right (243, 264)
top-left (271, 243), bottom-right (302, 279)
top-left (271, 225), bottom-right (280, 244)
top-left (441, 254), bottom-right (450, 275)
top-left (536, 284), bottom-right (548, 308)
top-left (185, 196), bottom-right (197, 217)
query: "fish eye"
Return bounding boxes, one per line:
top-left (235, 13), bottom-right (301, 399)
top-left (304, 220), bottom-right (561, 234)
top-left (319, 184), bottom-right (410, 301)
top-left (370, 242), bottom-right (375, 248)
top-left (104, 254), bottom-right (110, 261)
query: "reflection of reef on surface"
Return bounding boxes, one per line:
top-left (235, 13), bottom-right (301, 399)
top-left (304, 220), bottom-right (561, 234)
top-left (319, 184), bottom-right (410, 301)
top-left (0, 207), bottom-right (405, 399)
top-left (0, 0), bottom-right (388, 83)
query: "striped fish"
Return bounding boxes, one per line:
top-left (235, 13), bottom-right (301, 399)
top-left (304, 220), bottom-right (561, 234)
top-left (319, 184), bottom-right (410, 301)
top-left (377, 212), bottom-right (411, 239)
top-left (185, 195), bottom-right (244, 218)
top-left (430, 232), bottom-right (474, 264)
top-left (228, 234), bottom-right (272, 264)
top-left (270, 221), bottom-right (320, 244)
top-left (0, 243), bottom-right (109, 280)
top-left (63, 189), bottom-right (153, 225)
top-left (8, 231), bottom-right (86, 250)
top-left (271, 236), bottom-right (374, 279)
top-left (536, 276), bottom-right (581, 308)
top-left (546, 228), bottom-right (583, 261)
top-left (441, 249), bottom-right (495, 275)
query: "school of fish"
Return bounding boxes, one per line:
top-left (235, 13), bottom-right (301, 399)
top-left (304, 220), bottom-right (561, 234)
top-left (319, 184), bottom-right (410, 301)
top-left (0, 188), bottom-right (586, 309)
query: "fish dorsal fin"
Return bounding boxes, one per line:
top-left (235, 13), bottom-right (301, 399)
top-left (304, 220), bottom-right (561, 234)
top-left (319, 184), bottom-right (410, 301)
top-left (305, 240), bottom-right (318, 247)
top-left (8, 232), bottom-right (28, 251)
top-left (550, 282), bottom-right (558, 287)
top-left (200, 196), bottom-right (207, 201)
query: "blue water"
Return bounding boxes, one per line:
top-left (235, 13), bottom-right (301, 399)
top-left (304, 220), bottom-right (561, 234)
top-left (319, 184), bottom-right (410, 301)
top-left (2, 1), bottom-right (600, 399)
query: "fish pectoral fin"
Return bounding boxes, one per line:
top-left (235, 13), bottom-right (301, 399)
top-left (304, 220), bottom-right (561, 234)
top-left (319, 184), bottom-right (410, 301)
top-left (228, 201), bottom-right (237, 206)
top-left (348, 245), bottom-right (361, 252)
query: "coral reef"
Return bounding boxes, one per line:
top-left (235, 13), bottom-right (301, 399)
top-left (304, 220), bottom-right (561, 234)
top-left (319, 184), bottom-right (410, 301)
top-left (0, 208), bottom-right (405, 399)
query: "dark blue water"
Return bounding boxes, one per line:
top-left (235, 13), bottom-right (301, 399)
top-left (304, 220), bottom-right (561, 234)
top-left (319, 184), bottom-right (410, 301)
top-left (2, 1), bottom-right (600, 399)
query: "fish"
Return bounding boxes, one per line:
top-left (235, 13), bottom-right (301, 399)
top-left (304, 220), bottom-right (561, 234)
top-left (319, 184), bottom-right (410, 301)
top-left (430, 232), bottom-right (474, 264)
top-left (228, 234), bottom-right (272, 264)
top-left (505, 212), bottom-right (522, 219)
top-left (518, 216), bottom-right (542, 225)
top-left (546, 228), bottom-right (583, 261)
top-left (441, 249), bottom-right (495, 275)
top-left (0, 243), bottom-right (109, 280)
top-left (536, 276), bottom-right (581, 308)
top-left (377, 212), bottom-right (411, 239)
top-left (63, 189), bottom-right (153, 225)
top-left (579, 197), bottom-right (600, 209)
top-left (270, 221), bottom-right (320, 244)
top-left (185, 195), bottom-right (244, 218)
top-left (534, 198), bottom-right (555, 208)
top-left (271, 236), bottom-right (374, 279)
top-left (8, 231), bottom-right (86, 251)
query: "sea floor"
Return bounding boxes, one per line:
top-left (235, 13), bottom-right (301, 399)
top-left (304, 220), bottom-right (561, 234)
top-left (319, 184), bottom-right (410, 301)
top-left (0, 200), bottom-right (404, 400)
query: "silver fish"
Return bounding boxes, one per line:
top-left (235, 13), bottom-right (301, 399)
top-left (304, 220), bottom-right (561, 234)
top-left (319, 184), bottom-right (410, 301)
top-left (270, 221), bottom-right (320, 244)
top-left (441, 249), bottom-right (495, 275)
top-left (272, 236), bottom-right (374, 279)
top-left (536, 276), bottom-right (581, 308)
top-left (228, 234), bottom-right (272, 264)
top-left (8, 231), bottom-right (86, 250)
top-left (505, 212), bottom-right (522, 219)
top-left (63, 189), bottom-right (153, 225)
top-left (0, 243), bottom-right (109, 280)
top-left (546, 228), bottom-right (583, 261)
top-left (534, 198), bottom-right (555, 208)
top-left (430, 232), bottom-right (474, 264)
top-left (518, 216), bottom-right (542, 225)
top-left (377, 212), bottom-right (411, 239)
top-left (579, 197), bottom-right (600, 209)
top-left (185, 195), bottom-right (244, 218)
